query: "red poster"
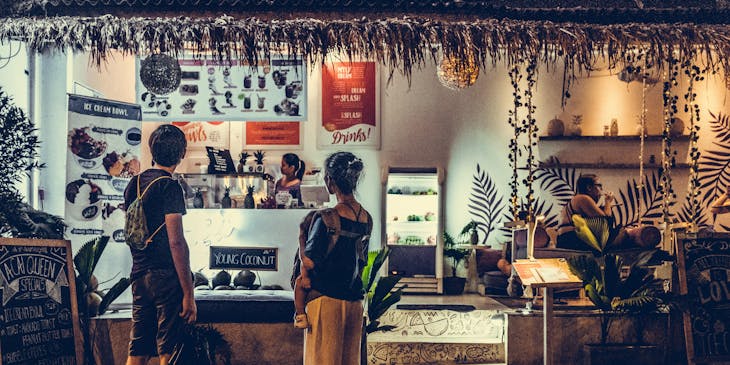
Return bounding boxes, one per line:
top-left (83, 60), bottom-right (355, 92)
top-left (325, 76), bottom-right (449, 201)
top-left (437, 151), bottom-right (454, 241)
top-left (320, 62), bottom-right (379, 148)
top-left (246, 121), bottom-right (300, 146)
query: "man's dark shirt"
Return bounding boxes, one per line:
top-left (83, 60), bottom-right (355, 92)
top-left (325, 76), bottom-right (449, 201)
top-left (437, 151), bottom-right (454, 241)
top-left (124, 169), bottom-right (186, 281)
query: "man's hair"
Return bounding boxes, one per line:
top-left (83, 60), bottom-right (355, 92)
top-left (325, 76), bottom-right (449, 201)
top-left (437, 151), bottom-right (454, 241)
top-left (576, 174), bottom-right (598, 194)
top-left (149, 124), bottom-right (187, 167)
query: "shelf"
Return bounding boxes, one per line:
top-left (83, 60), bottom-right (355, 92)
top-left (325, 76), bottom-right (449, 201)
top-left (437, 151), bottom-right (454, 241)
top-left (539, 135), bottom-right (690, 142)
top-left (387, 221), bottom-right (438, 226)
top-left (181, 172), bottom-right (269, 178)
top-left (535, 162), bottom-right (691, 169)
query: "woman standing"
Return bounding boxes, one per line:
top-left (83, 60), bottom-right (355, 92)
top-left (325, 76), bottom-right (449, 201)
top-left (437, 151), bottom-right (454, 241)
top-left (276, 153), bottom-right (305, 205)
top-left (303, 152), bottom-right (372, 365)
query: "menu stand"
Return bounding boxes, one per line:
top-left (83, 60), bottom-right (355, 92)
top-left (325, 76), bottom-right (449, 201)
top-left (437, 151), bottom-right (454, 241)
top-left (513, 258), bottom-right (583, 365)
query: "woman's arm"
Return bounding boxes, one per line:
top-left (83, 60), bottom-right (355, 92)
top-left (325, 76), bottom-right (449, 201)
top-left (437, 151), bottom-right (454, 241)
top-left (574, 194), bottom-right (609, 217)
top-left (711, 187), bottom-right (730, 214)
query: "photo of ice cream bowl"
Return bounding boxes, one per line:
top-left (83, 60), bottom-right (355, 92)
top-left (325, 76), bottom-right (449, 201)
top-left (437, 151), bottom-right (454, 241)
top-left (68, 127), bottom-right (108, 169)
top-left (65, 179), bottom-right (103, 221)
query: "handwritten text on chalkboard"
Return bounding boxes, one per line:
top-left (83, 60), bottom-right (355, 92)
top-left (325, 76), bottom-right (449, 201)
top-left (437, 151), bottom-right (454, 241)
top-left (209, 246), bottom-right (278, 271)
top-left (0, 239), bottom-right (82, 365)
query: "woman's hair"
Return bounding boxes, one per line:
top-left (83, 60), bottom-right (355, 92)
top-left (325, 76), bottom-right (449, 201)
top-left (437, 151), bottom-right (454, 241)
top-left (283, 153), bottom-right (306, 180)
top-left (325, 152), bottom-right (364, 195)
top-left (576, 174), bottom-right (598, 194)
top-left (149, 124), bottom-right (187, 167)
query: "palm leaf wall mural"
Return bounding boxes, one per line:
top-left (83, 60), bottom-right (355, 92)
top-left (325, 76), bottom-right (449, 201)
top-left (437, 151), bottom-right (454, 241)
top-left (613, 171), bottom-right (669, 227)
top-left (497, 197), bottom-right (558, 239)
top-left (534, 156), bottom-right (579, 208)
top-left (468, 163), bottom-right (507, 244)
top-left (698, 111), bottom-right (730, 213)
top-left (676, 198), bottom-right (712, 228)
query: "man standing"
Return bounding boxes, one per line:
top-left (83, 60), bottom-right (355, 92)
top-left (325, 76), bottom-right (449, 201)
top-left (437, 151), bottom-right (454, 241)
top-left (124, 124), bottom-right (196, 365)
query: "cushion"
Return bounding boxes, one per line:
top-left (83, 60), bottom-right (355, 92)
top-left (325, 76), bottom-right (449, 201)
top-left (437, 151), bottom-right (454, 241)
top-left (194, 290), bottom-right (294, 323)
top-left (475, 248), bottom-right (502, 275)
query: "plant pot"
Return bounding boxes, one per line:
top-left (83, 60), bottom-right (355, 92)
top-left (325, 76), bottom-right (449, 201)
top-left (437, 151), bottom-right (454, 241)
top-left (442, 276), bottom-right (466, 295)
top-left (583, 344), bottom-right (663, 365)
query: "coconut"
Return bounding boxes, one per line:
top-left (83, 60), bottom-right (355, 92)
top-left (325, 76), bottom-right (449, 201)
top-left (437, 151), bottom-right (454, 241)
top-left (233, 270), bottom-right (256, 287)
top-left (211, 270), bottom-right (231, 288)
top-left (87, 292), bottom-right (102, 316)
top-left (195, 285), bottom-right (211, 290)
top-left (193, 271), bottom-right (209, 287)
top-left (670, 117), bottom-right (685, 137)
top-left (213, 285), bottom-right (234, 290)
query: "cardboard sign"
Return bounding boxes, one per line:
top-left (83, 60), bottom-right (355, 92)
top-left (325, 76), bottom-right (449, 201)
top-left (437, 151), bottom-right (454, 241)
top-left (676, 232), bottom-right (730, 364)
top-left (0, 238), bottom-right (83, 365)
top-left (209, 246), bottom-right (278, 271)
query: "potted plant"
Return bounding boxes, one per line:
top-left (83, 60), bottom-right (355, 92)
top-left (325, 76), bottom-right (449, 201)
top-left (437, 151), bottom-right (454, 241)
top-left (360, 247), bottom-right (405, 364)
top-left (461, 220), bottom-right (480, 245)
top-left (442, 230), bottom-right (470, 295)
top-left (567, 249), bottom-right (666, 365)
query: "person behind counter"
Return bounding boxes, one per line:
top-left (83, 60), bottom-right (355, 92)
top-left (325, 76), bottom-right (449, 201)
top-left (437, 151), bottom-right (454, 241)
top-left (302, 152), bottom-right (372, 365)
top-left (276, 153), bottom-right (306, 206)
top-left (124, 124), bottom-right (196, 365)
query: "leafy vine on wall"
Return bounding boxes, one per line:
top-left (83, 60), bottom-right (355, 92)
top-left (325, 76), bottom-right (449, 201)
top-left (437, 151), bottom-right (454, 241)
top-left (698, 112), bottom-right (730, 230)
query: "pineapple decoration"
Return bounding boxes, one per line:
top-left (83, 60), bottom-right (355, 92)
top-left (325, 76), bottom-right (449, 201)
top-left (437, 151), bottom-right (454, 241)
top-left (570, 114), bottom-right (583, 136)
top-left (243, 185), bottom-right (256, 209)
top-left (253, 150), bottom-right (266, 173)
top-left (221, 186), bottom-right (232, 209)
top-left (237, 151), bottom-right (250, 173)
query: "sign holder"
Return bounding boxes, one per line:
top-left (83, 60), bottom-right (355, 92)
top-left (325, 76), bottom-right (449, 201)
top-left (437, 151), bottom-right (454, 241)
top-left (513, 258), bottom-right (583, 365)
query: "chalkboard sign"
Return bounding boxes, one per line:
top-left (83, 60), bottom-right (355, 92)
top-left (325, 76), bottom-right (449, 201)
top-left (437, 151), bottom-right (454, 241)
top-left (209, 246), bottom-right (278, 271)
top-left (676, 232), bottom-right (730, 364)
top-left (205, 147), bottom-right (235, 174)
top-left (0, 238), bottom-right (83, 365)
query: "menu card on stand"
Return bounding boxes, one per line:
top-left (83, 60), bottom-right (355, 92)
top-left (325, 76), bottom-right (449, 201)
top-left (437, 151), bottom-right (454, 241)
top-left (205, 147), bottom-right (236, 174)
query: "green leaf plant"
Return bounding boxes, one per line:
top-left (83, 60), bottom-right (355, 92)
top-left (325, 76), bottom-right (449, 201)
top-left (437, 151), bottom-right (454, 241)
top-left (361, 247), bottom-right (406, 333)
top-left (567, 249), bottom-right (665, 345)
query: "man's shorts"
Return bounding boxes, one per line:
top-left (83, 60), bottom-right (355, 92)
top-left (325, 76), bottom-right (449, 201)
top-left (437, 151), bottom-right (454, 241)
top-left (128, 269), bottom-right (184, 357)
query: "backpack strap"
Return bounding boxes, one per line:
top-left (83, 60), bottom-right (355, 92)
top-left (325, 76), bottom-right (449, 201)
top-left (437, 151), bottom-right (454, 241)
top-left (136, 175), bottom-right (173, 244)
top-left (317, 208), bottom-right (341, 256)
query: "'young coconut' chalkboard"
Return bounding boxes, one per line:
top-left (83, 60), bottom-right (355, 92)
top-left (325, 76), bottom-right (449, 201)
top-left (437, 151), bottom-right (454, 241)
top-left (209, 246), bottom-right (278, 271)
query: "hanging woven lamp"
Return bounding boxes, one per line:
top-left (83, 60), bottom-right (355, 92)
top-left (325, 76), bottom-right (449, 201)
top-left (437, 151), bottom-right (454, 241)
top-left (437, 52), bottom-right (480, 90)
top-left (139, 54), bottom-right (182, 95)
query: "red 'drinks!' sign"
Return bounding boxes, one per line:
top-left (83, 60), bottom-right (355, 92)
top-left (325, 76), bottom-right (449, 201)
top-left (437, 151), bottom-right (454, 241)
top-left (320, 62), bottom-right (379, 148)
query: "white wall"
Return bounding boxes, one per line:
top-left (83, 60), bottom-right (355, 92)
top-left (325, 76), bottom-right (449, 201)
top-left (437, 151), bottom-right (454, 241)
top-left (68, 50), bottom-right (730, 289)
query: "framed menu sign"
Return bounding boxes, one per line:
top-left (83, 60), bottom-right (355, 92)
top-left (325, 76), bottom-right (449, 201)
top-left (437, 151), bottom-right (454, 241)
top-left (0, 238), bottom-right (83, 365)
top-left (245, 122), bottom-right (302, 149)
top-left (676, 232), bottom-right (730, 364)
top-left (319, 61), bottom-right (380, 149)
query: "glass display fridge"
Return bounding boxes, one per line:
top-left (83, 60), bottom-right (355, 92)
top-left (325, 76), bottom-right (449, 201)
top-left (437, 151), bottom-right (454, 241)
top-left (382, 167), bottom-right (444, 294)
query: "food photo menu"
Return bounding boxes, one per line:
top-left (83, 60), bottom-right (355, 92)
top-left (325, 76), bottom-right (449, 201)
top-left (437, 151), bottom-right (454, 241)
top-left (65, 95), bottom-right (142, 245)
top-left (136, 54), bottom-right (307, 122)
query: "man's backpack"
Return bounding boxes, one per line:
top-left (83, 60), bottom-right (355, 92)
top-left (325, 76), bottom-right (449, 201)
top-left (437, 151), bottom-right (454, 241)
top-left (125, 175), bottom-right (171, 250)
top-left (290, 208), bottom-right (372, 289)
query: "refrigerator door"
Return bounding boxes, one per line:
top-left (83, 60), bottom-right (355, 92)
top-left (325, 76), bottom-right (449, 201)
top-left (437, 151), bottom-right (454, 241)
top-left (384, 167), bottom-right (443, 294)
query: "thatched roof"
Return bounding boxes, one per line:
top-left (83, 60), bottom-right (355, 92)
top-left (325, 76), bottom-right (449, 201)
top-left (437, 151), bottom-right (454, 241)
top-left (1, 0), bottom-right (729, 80)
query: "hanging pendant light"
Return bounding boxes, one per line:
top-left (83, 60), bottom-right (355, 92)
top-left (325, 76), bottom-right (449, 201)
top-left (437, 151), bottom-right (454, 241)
top-left (437, 51), bottom-right (480, 90)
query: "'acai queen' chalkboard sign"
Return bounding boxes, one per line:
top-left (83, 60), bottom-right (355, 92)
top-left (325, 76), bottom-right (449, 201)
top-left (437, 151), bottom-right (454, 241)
top-left (676, 232), bottom-right (730, 364)
top-left (0, 238), bottom-right (83, 365)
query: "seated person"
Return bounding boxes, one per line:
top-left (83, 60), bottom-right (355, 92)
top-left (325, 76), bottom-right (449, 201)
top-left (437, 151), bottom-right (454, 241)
top-left (556, 174), bottom-right (616, 252)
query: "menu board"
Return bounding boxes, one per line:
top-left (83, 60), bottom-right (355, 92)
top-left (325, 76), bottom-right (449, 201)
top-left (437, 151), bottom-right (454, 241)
top-left (245, 121), bottom-right (301, 148)
top-left (205, 147), bottom-right (236, 174)
top-left (136, 56), bottom-right (307, 122)
top-left (320, 61), bottom-right (380, 148)
top-left (676, 232), bottom-right (730, 363)
top-left (512, 258), bottom-right (583, 288)
top-left (0, 238), bottom-right (83, 365)
top-left (209, 246), bottom-right (278, 271)
top-left (65, 95), bottom-right (141, 246)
